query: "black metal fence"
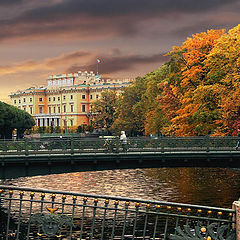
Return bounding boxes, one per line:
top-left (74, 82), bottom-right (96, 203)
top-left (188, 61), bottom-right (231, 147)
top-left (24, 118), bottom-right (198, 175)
top-left (0, 185), bottom-right (235, 239)
top-left (0, 136), bottom-right (238, 156)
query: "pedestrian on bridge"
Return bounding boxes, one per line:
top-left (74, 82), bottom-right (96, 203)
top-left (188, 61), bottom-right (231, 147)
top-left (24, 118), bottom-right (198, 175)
top-left (120, 131), bottom-right (128, 152)
top-left (236, 128), bottom-right (240, 150)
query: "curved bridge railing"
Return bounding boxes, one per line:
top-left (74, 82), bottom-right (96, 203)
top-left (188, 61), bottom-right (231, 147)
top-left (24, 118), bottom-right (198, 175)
top-left (0, 136), bottom-right (238, 156)
top-left (0, 185), bottom-right (235, 240)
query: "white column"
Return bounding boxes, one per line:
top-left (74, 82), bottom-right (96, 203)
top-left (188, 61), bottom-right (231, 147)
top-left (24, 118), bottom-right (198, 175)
top-left (40, 118), bottom-right (43, 127)
top-left (54, 118), bottom-right (57, 127)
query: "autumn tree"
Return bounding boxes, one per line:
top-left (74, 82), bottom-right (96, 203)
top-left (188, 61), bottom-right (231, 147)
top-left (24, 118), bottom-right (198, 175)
top-left (104, 25), bottom-right (240, 137)
top-left (143, 65), bottom-right (171, 135)
top-left (111, 77), bottom-right (146, 136)
top-left (167, 29), bottom-right (225, 135)
top-left (91, 91), bottom-right (118, 134)
top-left (206, 24), bottom-right (240, 135)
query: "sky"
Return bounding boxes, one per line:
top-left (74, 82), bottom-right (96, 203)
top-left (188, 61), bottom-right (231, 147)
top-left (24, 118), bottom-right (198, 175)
top-left (0, 0), bottom-right (240, 102)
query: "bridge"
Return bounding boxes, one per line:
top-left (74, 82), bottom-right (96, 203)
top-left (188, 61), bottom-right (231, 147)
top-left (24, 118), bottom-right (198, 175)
top-left (0, 138), bottom-right (238, 239)
top-left (0, 136), bottom-right (239, 178)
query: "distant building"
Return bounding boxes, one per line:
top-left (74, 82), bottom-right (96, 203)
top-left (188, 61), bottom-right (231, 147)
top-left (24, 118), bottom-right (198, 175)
top-left (10, 71), bottom-right (134, 128)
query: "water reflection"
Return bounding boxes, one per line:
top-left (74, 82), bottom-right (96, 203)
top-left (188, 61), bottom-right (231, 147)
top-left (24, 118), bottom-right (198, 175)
top-left (2, 168), bottom-right (240, 208)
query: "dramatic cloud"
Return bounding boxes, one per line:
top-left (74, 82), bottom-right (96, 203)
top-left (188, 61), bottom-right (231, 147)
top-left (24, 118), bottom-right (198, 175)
top-left (0, 50), bottom-right (92, 76)
top-left (18, 0), bottom-right (239, 18)
top-left (0, 0), bottom-right (24, 5)
top-left (46, 51), bottom-right (91, 67)
top-left (0, 0), bottom-right (238, 42)
top-left (67, 53), bottom-right (169, 75)
top-left (0, 0), bottom-right (240, 102)
top-left (0, 50), bottom-right (168, 77)
top-left (171, 12), bottom-right (240, 38)
top-left (0, 49), bottom-right (169, 101)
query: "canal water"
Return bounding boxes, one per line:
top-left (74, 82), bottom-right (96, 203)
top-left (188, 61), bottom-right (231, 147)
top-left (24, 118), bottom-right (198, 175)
top-left (2, 167), bottom-right (240, 208)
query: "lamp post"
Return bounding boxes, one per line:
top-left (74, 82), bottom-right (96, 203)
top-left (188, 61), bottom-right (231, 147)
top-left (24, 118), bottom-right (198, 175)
top-left (87, 111), bottom-right (93, 125)
top-left (64, 114), bottom-right (67, 134)
top-left (105, 106), bottom-right (110, 134)
top-left (50, 119), bottom-right (54, 134)
top-left (62, 115), bottom-right (67, 134)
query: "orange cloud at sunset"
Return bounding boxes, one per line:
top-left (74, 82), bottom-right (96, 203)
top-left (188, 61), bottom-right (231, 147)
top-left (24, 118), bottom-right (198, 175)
top-left (0, 49), bottom-right (168, 102)
top-left (0, 0), bottom-right (239, 102)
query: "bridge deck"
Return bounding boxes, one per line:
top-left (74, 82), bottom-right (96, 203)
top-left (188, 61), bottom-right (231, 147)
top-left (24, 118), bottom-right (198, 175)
top-left (0, 137), bottom-right (239, 178)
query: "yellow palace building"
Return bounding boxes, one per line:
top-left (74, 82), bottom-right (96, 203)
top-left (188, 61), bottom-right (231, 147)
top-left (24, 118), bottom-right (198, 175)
top-left (10, 71), bottom-right (133, 129)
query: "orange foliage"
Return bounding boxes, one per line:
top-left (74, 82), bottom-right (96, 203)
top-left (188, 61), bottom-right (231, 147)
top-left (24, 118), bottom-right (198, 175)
top-left (113, 25), bottom-right (240, 137)
top-left (206, 24), bottom-right (240, 135)
top-left (166, 29), bottom-right (225, 135)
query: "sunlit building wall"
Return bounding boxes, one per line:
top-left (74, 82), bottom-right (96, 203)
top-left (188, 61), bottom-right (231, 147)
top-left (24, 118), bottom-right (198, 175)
top-left (10, 71), bottom-right (134, 128)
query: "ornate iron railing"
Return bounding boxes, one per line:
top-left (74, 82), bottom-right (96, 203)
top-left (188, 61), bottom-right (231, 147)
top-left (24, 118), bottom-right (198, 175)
top-left (0, 185), bottom-right (235, 240)
top-left (0, 136), bottom-right (238, 156)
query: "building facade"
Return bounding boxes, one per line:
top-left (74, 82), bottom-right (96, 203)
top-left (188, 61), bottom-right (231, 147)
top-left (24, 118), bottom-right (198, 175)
top-left (10, 71), bottom-right (133, 129)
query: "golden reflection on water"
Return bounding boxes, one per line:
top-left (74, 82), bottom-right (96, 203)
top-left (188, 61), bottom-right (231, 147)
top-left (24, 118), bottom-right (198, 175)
top-left (3, 168), bottom-right (240, 208)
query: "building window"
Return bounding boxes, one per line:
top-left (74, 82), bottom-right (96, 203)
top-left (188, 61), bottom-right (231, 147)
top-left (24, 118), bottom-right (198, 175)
top-left (30, 107), bottom-right (33, 114)
top-left (96, 95), bottom-right (99, 99)
top-left (49, 97), bottom-right (51, 101)
top-left (70, 120), bottom-right (73, 126)
top-left (23, 98), bottom-right (26, 103)
top-left (63, 105), bottom-right (66, 112)
top-left (71, 105), bottom-right (74, 112)
top-left (39, 107), bottom-right (43, 114)
top-left (49, 107), bottom-right (51, 114)
top-left (14, 100), bottom-right (16, 104)
top-left (39, 98), bottom-right (43, 102)
top-left (70, 95), bottom-right (73, 100)
top-left (63, 95), bottom-right (66, 100)
top-left (58, 97), bottom-right (60, 101)
top-left (58, 106), bottom-right (60, 113)
top-left (23, 107), bottom-right (26, 111)
top-left (90, 95), bottom-right (92, 100)
top-left (53, 97), bottom-right (55, 101)
top-left (82, 105), bottom-right (86, 112)
top-left (82, 95), bottom-right (86, 100)
top-left (53, 107), bottom-right (56, 113)
top-left (30, 98), bottom-right (32, 102)
top-left (19, 99), bottom-right (21, 104)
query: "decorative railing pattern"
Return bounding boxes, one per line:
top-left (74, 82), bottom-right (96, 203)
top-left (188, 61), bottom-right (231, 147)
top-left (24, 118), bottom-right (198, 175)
top-left (0, 185), bottom-right (235, 240)
top-left (0, 136), bottom-right (238, 156)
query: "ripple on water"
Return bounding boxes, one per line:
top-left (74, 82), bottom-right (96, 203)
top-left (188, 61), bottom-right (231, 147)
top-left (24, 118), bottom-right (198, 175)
top-left (2, 167), bottom-right (240, 208)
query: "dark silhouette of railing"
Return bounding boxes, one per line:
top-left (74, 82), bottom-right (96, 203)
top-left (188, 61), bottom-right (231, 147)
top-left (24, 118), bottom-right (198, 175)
top-left (0, 137), bottom-right (240, 178)
top-left (0, 136), bottom-right (238, 155)
top-left (0, 185), bottom-right (235, 240)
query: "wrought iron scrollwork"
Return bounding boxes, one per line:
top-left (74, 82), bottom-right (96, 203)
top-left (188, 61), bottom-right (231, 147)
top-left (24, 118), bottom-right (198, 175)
top-left (170, 223), bottom-right (236, 240)
top-left (30, 207), bottom-right (74, 237)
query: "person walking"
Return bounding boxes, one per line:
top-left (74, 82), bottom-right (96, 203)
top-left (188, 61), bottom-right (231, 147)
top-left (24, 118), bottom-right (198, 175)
top-left (236, 128), bottom-right (240, 150)
top-left (120, 131), bottom-right (127, 152)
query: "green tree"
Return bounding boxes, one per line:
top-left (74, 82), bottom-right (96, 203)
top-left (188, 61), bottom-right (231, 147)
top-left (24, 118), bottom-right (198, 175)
top-left (111, 77), bottom-right (146, 136)
top-left (0, 101), bottom-right (35, 139)
top-left (143, 65), bottom-right (171, 135)
top-left (92, 91), bottom-right (118, 134)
